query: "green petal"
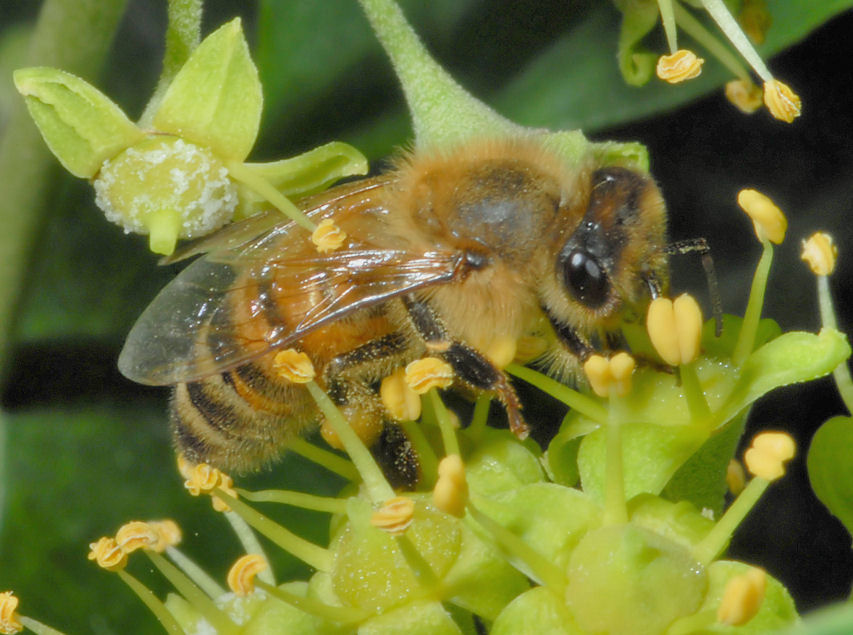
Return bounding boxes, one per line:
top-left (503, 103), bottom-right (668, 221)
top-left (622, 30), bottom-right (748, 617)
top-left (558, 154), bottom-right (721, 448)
top-left (153, 18), bottom-right (262, 162)
top-left (807, 415), bottom-right (853, 541)
top-left (13, 67), bottom-right (143, 178)
top-left (613, 0), bottom-right (661, 86)
top-left (492, 586), bottom-right (583, 635)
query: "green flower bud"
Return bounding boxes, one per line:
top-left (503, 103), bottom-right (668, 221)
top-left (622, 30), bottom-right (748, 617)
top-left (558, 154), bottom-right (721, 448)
top-left (13, 67), bottom-right (144, 178)
top-left (152, 18), bottom-right (262, 163)
top-left (93, 135), bottom-right (237, 254)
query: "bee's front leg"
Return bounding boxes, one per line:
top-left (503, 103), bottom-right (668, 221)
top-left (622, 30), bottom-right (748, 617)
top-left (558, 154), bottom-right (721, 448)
top-left (402, 295), bottom-right (528, 439)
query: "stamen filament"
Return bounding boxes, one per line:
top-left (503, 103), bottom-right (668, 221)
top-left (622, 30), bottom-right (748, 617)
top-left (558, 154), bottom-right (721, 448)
top-left (237, 488), bottom-right (349, 514)
top-left (656, 0), bottom-right (678, 52)
top-left (165, 546), bottom-right (227, 599)
top-left (16, 617), bottom-right (67, 635)
top-left (225, 161), bottom-right (315, 231)
top-left (467, 394), bottom-right (492, 441)
top-left (673, 3), bottom-right (750, 81)
top-left (214, 489), bottom-right (334, 572)
top-left (428, 389), bottom-right (460, 457)
top-left (306, 381), bottom-right (394, 504)
top-left (116, 569), bottom-right (185, 635)
top-left (733, 242), bottom-right (773, 366)
top-left (286, 437), bottom-right (360, 482)
top-left (817, 275), bottom-right (853, 413)
top-left (144, 551), bottom-right (237, 635)
top-left (223, 511), bottom-right (275, 585)
top-left (603, 402), bottom-right (628, 525)
top-left (680, 362), bottom-right (712, 424)
top-left (399, 420), bottom-right (439, 488)
top-left (254, 580), bottom-right (370, 624)
top-left (506, 364), bottom-right (608, 423)
top-left (467, 502), bottom-right (568, 592)
top-left (396, 535), bottom-right (440, 588)
top-left (692, 477), bottom-right (769, 564)
top-left (698, 0), bottom-right (772, 80)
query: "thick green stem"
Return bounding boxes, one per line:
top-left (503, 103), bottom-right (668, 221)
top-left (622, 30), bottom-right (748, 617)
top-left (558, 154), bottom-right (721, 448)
top-left (238, 488), bottom-right (348, 513)
top-left (17, 616), bottom-right (68, 635)
top-left (428, 389), bottom-right (459, 457)
top-left (673, 2), bottom-right (750, 81)
top-left (224, 511), bottom-right (275, 585)
top-left (399, 419), bottom-right (439, 488)
top-left (116, 569), bottom-right (185, 635)
top-left (255, 580), bottom-right (370, 624)
top-left (139, 0), bottom-right (202, 126)
top-left (165, 546), bottom-right (226, 599)
top-left (656, 0), bottom-right (678, 52)
top-left (603, 410), bottom-right (627, 525)
top-left (680, 362), bottom-right (711, 425)
top-left (286, 437), bottom-right (360, 482)
top-left (506, 364), bottom-right (608, 423)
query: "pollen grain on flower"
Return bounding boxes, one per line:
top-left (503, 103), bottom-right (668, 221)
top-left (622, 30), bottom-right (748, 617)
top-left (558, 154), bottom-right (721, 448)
top-left (272, 349), bottom-right (316, 384)
top-left (656, 49), bottom-right (704, 83)
top-left (115, 521), bottom-right (159, 554)
top-left (737, 188), bottom-right (787, 244)
top-left (404, 357), bottom-right (454, 394)
top-left (0, 592), bottom-right (22, 635)
top-left (762, 79), bottom-right (802, 123)
top-left (311, 218), bottom-right (347, 253)
top-left (87, 536), bottom-right (128, 571)
top-left (717, 567), bottom-right (767, 625)
top-left (370, 496), bottom-right (416, 535)
top-left (801, 231), bottom-right (838, 276)
top-left (227, 554), bottom-right (268, 596)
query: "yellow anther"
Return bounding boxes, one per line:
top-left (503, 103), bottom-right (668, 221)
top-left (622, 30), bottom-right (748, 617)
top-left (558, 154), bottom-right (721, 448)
top-left (227, 554), bottom-right (268, 596)
top-left (148, 520), bottom-right (182, 552)
top-left (582, 353), bottom-right (635, 398)
top-left (514, 334), bottom-right (548, 364)
top-left (433, 454), bottom-right (468, 518)
top-left (656, 49), bottom-right (704, 83)
top-left (272, 349), bottom-right (316, 384)
top-left (87, 536), bottom-right (128, 571)
top-left (744, 431), bottom-right (796, 481)
top-left (739, 0), bottom-right (771, 45)
top-left (380, 368), bottom-right (422, 421)
top-left (717, 567), bottom-right (767, 625)
top-left (737, 188), bottom-right (787, 244)
top-left (725, 79), bottom-right (763, 114)
top-left (801, 231), bottom-right (838, 276)
top-left (115, 521), bottom-right (159, 554)
top-left (647, 294), bottom-right (703, 366)
top-left (184, 463), bottom-right (222, 496)
top-left (484, 335), bottom-right (517, 369)
top-left (762, 79), bottom-right (802, 123)
top-left (0, 592), bottom-right (22, 635)
top-left (405, 357), bottom-right (454, 394)
top-left (212, 473), bottom-right (238, 513)
top-left (726, 459), bottom-right (746, 496)
top-left (311, 218), bottom-right (347, 253)
top-left (370, 496), bottom-right (416, 536)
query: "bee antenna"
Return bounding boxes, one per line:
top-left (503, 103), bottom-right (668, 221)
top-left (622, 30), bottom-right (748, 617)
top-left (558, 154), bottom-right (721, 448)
top-left (665, 238), bottom-right (723, 337)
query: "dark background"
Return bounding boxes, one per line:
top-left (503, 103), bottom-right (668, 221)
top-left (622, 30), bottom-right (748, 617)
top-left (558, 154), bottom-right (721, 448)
top-left (1, 1), bottom-right (851, 631)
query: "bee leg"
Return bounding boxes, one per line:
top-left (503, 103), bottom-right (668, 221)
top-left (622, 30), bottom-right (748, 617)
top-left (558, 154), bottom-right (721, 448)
top-left (544, 309), bottom-right (595, 361)
top-left (322, 332), bottom-right (410, 405)
top-left (403, 295), bottom-right (529, 439)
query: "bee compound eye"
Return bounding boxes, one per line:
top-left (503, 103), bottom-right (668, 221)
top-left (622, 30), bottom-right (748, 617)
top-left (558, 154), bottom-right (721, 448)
top-left (563, 249), bottom-right (609, 308)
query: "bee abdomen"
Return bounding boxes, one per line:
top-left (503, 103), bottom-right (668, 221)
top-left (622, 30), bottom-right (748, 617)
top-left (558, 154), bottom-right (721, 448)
top-left (171, 363), bottom-right (315, 473)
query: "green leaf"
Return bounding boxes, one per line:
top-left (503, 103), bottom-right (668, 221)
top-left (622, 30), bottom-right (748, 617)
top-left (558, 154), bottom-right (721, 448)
top-left (717, 329), bottom-right (851, 425)
top-left (153, 18), bottom-right (261, 162)
top-left (807, 416), bottom-right (853, 541)
top-left (13, 67), bottom-right (143, 178)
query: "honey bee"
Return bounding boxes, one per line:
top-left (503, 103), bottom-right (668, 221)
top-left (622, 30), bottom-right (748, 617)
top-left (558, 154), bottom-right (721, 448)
top-left (118, 137), bottom-right (669, 481)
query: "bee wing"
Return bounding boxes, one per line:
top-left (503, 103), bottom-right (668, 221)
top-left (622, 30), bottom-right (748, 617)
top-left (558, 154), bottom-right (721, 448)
top-left (118, 177), bottom-right (467, 386)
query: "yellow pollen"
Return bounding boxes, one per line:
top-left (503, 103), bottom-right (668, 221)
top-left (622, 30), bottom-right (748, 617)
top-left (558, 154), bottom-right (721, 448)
top-left (0, 592), bottom-right (22, 635)
top-left (737, 188), bottom-right (787, 244)
top-left (370, 496), bottom-right (416, 535)
top-left (148, 519), bottom-right (182, 552)
top-left (582, 353), bottom-right (635, 398)
top-left (484, 335), bottom-right (517, 369)
top-left (227, 554), bottom-right (268, 596)
top-left (656, 49), bottom-right (704, 83)
top-left (724, 79), bottom-right (763, 114)
top-left (673, 294), bottom-right (703, 364)
top-left (184, 463), bottom-right (222, 496)
top-left (87, 536), bottom-right (128, 571)
top-left (744, 431), bottom-right (796, 481)
top-left (608, 351), bottom-right (636, 397)
top-left (801, 231), bottom-right (838, 276)
top-left (717, 567), bottom-right (767, 625)
top-left (583, 355), bottom-right (611, 398)
top-left (647, 294), bottom-right (703, 366)
top-left (726, 459), bottom-right (746, 496)
top-left (433, 454), bottom-right (468, 517)
top-left (380, 368), bottom-right (422, 421)
top-left (311, 218), bottom-right (347, 253)
top-left (405, 357), bottom-right (454, 394)
top-left (762, 79), bottom-right (802, 123)
top-left (115, 521), bottom-right (159, 554)
top-left (272, 349), bottom-right (316, 384)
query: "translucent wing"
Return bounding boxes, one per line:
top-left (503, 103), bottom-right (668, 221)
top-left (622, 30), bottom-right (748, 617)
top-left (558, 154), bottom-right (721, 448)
top-left (118, 177), bottom-right (469, 385)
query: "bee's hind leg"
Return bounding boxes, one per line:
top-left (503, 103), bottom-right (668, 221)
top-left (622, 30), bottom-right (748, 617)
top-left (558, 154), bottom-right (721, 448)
top-left (402, 294), bottom-right (529, 439)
